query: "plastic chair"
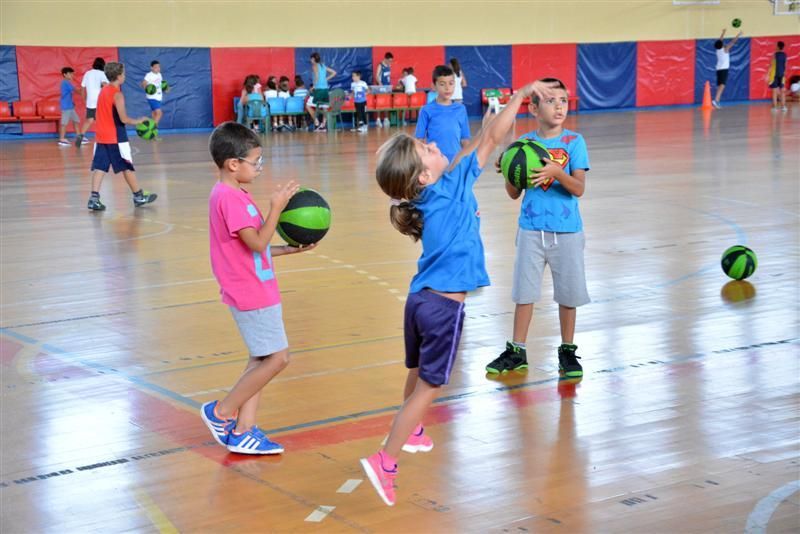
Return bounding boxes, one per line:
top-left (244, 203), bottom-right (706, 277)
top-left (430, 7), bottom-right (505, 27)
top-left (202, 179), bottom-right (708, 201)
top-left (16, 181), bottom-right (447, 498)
top-left (244, 100), bottom-right (268, 133)
top-left (37, 100), bottom-right (60, 119)
top-left (323, 88), bottom-right (346, 133)
top-left (12, 101), bottom-right (37, 119)
top-left (426, 91), bottom-right (437, 104)
top-left (285, 96), bottom-right (305, 114)
top-left (0, 101), bottom-right (13, 122)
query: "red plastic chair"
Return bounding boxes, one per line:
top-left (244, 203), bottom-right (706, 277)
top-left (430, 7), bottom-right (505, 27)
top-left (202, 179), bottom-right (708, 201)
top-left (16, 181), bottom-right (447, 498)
top-left (37, 100), bottom-right (60, 119)
top-left (409, 92), bottom-right (426, 109)
top-left (498, 88), bottom-right (512, 104)
top-left (0, 101), bottom-right (15, 122)
top-left (392, 93), bottom-right (409, 109)
top-left (341, 98), bottom-right (355, 112)
top-left (480, 88), bottom-right (493, 104)
top-left (365, 93), bottom-right (376, 110)
top-left (12, 100), bottom-right (37, 119)
top-left (374, 94), bottom-right (392, 110)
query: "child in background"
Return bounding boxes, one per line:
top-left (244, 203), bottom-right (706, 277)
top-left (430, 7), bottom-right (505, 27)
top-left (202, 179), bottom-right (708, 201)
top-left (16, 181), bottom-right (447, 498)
top-left (351, 70), bottom-right (369, 132)
top-left (767, 41), bottom-right (788, 112)
top-left (75, 57), bottom-right (107, 146)
top-left (58, 67), bottom-right (81, 147)
top-left (485, 78), bottom-right (591, 379)
top-left (293, 76), bottom-right (310, 130)
top-left (361, 79), bottom-right (557, 506)
top-left (201, 121), bottom-right (317, 454)
top-left (375, 52), bottom-right (394, 128)
top-left (239, 75), bottom-right (265, 131)
top-left (414, 65), bottom-right (470, 164)
top-left (401, 67), bottom-right (417, 125)
top-left (712, 28), bottom-right (743, 109)
top-left (141, 60), bottom-right (165, 126)
top-left (264, 77), bottom-right (281, 131)
top-left (86, 62), bottom-right (158, 211)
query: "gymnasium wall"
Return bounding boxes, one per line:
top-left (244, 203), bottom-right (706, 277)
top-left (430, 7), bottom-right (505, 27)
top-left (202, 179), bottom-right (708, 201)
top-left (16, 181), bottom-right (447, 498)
top-left (1, 1), bottom-right (798, 134)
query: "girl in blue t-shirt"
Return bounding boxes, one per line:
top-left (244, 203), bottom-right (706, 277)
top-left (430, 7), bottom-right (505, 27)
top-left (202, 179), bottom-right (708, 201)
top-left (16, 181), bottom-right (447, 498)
top-left (359, 79), bottom-right (558, 507)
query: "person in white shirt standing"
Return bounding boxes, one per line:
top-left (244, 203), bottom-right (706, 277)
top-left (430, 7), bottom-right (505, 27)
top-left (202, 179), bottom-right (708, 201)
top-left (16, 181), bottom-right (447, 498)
top-left (450, 57), bottom-right (468, 104)
top-left (712, 28), bottom-right (742, 109)
top-left (141, 60), bottom-right (165, 125)
top-left (75, 57), bottom-right (108, 147)
top-left (401, 67), bottom-right (417, 125)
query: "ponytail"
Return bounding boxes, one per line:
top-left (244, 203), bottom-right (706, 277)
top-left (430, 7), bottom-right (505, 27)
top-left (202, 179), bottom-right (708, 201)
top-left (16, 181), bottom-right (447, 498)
top-left (389, 202), bottom-right (423, 242)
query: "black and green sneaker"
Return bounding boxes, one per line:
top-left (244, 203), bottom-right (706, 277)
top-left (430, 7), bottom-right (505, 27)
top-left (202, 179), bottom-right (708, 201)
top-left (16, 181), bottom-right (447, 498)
top-left (558, 344), bottom-right (583, 378)
top-left (486, 342), bottom-right (528, 374)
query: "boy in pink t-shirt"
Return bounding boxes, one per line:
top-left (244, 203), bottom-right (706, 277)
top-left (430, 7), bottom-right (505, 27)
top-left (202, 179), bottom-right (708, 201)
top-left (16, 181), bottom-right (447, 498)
top-left (201, 121), bottom-right (317, 455)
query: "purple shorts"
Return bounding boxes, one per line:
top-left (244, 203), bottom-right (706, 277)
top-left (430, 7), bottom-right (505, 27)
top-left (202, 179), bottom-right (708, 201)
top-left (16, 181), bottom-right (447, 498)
top-left (404, 290), bottom-right (465, 386)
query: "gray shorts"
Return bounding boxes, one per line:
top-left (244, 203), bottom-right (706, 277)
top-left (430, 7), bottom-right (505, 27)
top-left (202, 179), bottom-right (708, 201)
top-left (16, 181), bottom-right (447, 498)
top-left (512, 229), bottom-right (590, 307)
top-left (229, 304), bottom-right (289, 357)
top-left (61, 109), bottom-right (79, 125)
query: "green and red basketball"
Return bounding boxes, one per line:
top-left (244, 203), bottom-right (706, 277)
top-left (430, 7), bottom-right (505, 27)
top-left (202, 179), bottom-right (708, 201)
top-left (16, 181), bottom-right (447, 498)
top-left (277, 189), bottom-right (331, 247)
top-left (136, 119), bottom-right (158, 140)
top-left (500, 139), bottom-right (550, 190)
top-left (721, 245), bottom-right (757, 280)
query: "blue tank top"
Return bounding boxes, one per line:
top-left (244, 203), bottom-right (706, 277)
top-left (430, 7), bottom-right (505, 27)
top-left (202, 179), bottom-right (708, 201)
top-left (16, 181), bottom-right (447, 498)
top-left (315, 64), bottom-right (329, 89)
top-left (379, 63), bottom-right (391, 85)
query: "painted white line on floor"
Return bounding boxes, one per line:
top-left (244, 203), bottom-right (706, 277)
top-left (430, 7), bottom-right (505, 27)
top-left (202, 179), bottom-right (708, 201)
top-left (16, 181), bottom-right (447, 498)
top-left (744, 480), bottom-right (800, 534)
top-left (336, 479), bottom-right (363, 494)
top-left (304, 505), bottom-right (335, 522)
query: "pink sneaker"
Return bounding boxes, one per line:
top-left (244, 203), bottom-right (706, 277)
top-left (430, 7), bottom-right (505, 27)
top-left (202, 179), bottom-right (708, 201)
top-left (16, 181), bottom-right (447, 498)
top-left (360, 451), bottom-right (397, 506)
top-left (382, 424), bottom-right (434, 453)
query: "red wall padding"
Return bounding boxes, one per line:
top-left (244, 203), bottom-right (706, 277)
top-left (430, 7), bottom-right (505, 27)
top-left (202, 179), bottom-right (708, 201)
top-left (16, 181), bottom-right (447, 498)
top-left (636, 40), bottom-right (695, 107)
top-left (371, 46), bottom-right (445, 88)
top-left (749, 35), bottom-right (800, 100)
top-left (210, 48), bottom-right (295, 126)
top-left (15, 46), bottom-right (118, 134)
top-left (512, 44), bottom-right (577, 95)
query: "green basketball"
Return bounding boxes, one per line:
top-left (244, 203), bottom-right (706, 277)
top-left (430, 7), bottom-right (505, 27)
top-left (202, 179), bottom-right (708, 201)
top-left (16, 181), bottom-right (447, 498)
top-left (145, 83), bottom-right (157, 95)
top-left (136, 119), bottom-right (158, 140)
top-left (500, 139), bottom-right (551, 190)
top-left (731, 18), bottom-right (742, 28)
top-left (721, 245), bottom-right (757, 280)
top-left (161, 80), bottom-right (169, 91)
top-left (277, 189), bottom-right (331, 247)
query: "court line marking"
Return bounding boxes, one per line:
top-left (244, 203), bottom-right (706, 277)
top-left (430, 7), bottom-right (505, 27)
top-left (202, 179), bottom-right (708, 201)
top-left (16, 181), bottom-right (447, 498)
top-left (337, 479), bottom-right (363, 494)
top-left (133, 488), bottom-right (180, 534)
top-left (744, 480), bottom-right (800, 534)
top-left (304, 505), bottom-right (335, 523)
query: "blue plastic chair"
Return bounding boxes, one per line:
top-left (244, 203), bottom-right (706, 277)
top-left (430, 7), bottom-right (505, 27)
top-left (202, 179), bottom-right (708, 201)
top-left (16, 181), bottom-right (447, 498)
top-left (426, 90), bottom-right (437, 104)
top-left (267, 97), bottom-right (286, 115)
top-left (285, 96), bottom-right (305, 114)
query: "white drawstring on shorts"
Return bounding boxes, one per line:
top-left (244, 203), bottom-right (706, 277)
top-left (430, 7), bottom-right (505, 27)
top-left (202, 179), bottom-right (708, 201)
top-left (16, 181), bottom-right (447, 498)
top-left (540, 230), bottom-right (558, 247)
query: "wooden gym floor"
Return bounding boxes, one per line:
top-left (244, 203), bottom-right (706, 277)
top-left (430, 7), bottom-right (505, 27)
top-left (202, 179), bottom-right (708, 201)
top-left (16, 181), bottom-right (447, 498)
top-left (1, 104), bottom-right (798, 533)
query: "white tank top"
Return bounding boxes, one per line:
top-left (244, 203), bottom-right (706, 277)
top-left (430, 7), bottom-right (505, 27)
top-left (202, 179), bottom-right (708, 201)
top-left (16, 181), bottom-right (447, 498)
top-left (716, 48), bottom-right (730, 70)
top-left (452, 73), bottom-right (463, 100)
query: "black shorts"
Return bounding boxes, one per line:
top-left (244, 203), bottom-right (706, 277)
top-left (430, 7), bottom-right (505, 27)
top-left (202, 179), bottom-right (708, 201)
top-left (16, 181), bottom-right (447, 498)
top-left (716, 69), bottom-right (729, 86)
top-left (91, 143), bottom-right (135, 174)
top-left (404, 290), bottom-right (465, 386)
top-left (86, 108), bottom-right (97, 120)
top-left (769, 75), bottom-right (785, 89)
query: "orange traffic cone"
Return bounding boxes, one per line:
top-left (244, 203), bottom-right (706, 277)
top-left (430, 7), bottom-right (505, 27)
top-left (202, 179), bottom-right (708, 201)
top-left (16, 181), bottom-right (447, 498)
top-left (701, 81), bottom-right (713, 110)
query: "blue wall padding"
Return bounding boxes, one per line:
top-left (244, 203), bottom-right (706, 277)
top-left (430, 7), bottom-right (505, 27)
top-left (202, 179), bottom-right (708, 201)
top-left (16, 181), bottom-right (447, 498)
top-left (577, 42), bottom-right (637, 110)
top-left (444, 45), bottom-right (511, 117)
top-left (0, 45), bottom-right (22, 135)
top-left (694, 38), bottom-right (750, 103)
top-left (118, 47), bottom-right (213, 129)
top-left (294, 47), bottom-right (373, 89)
